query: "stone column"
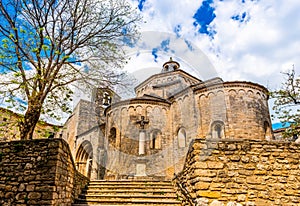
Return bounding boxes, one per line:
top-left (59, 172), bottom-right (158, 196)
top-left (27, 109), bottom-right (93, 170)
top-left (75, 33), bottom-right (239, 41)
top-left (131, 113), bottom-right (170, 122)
top-left (138, 130), bottom-right (146, 155)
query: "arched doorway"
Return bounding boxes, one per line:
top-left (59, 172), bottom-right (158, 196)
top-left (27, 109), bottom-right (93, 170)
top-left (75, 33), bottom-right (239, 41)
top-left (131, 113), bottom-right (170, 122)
top-left (75, 140), bottom-right (93, 178)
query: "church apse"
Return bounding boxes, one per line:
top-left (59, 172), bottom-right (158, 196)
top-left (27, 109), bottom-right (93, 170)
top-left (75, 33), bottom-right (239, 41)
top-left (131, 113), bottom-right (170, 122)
top-left (62, 58), bottom-right (273, 180)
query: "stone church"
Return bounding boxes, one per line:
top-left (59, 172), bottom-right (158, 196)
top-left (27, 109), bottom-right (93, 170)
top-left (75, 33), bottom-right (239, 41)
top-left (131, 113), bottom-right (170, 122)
top-left (60, 58), bottom-right (272, 181)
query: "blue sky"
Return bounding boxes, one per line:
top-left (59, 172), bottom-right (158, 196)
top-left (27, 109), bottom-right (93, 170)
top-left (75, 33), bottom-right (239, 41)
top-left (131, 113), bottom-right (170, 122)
top-left (125, 0), bottom-right (300, 128)
top-left (128, 0), bottom-right (300, 89)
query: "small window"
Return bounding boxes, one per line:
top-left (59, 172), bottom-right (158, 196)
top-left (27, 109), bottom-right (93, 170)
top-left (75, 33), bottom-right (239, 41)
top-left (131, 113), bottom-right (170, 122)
top-left (211, 121), bottom-right (225, 139)
top-left (109, 127), bottom-right (117, 144)
top-left (150, 130), bottom-right (161, 149)
top-left (178, 128), bottom-right (186, 148)
top-left (103, 92), bottom-right (112, 106)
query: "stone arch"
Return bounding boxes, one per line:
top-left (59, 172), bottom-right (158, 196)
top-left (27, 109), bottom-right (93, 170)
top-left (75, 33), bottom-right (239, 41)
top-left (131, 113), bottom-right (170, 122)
top-left (149, 129), bottom-right (162, 149)
top-left (228, 89), bottom-right (237, 96)
top-left (211, 121), bottom-right (225, 139)
top-left (136, 105), bottom-right (143, 116)
top-left (207, 91), bottom-right (215, 98)
top-left (256, 91), bottom-right (261, 98)
top-left (247, 90), bottom-right (254, 97)
top-left (238, 89), bottom-right (246, 96)
top-left (216, 90), bottom-right (225, 95)
top-left (182, 94), bottom-right (189, 102)
top-left (75, 140), bottom-right (93, 178)
top-left (177, 127), bottom-right (187, 148)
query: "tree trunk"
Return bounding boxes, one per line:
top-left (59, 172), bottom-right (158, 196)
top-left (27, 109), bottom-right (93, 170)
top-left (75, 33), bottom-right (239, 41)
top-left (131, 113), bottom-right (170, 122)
top-left (19, 102), bottom-right (42, 140)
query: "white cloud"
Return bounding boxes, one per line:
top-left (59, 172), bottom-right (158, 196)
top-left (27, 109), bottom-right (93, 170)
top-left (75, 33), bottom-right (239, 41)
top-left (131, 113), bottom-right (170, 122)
top-left (129, 0), bottom-right (300, 91)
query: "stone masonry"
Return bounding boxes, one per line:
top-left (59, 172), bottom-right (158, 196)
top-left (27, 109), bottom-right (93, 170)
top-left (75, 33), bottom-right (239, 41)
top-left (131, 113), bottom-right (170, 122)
top-left (0, 139), bottom-right (89, 206)
top-left (174, 138), bottom-right (300, 206)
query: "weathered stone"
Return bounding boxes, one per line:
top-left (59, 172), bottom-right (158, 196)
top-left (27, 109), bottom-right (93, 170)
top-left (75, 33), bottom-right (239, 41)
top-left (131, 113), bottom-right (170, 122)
top-left (0, 139), bottom-right (88, 206)
top-left (237, 194), bottom-right (246, 202)
top-left (209, 200), bottom-right (224, 206)
top-left (245, 201), bottom-right (256, 206)
top-left (26, 185), bottom-right (35, 192)
top-left (195, 182), bottom-right (210, 190)
top-left (28, 192), bottom-right (41, 199)
top-left (195, 198), bottom-right (209, 206)
top-left (230, 156), bottom-right (240, 162)
top-left (246, 176), bottom-right (262, 184)
top-left (195, 162), bottom-right (208, 169)
top-left (197, 191), bottom-right (221, 198)
top-left (18, 184), bottom-right (25, 192)
top-left (194, 169), bottom-right (217, 177)
top-left (227, 202), bottom-right (242, 206)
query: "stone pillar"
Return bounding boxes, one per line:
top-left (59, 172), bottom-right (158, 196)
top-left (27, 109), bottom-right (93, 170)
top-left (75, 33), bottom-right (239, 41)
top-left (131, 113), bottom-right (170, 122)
top-left (139, 130), bottom-right (146, 155)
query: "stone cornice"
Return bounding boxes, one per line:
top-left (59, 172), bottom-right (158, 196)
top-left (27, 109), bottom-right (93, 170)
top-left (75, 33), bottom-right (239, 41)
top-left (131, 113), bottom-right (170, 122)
top-left (168, 77), bottom-right (223, 101)
top-left (193, 80), bottom-right (269, 96)
top-left (104, 98), bottom-right (171, 116)
top-left (168, 79), bottom-right (269, 101)
top-left (134, 69), bottom-right (202, 92)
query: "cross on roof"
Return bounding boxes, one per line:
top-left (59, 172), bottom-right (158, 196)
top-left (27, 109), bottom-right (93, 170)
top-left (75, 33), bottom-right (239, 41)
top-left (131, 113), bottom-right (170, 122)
top-left (136, 116), bottom-right (149, 130)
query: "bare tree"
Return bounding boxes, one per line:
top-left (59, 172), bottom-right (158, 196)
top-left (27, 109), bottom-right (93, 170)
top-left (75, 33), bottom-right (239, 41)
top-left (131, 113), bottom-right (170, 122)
top-left (271, 66), bottom-right (300, 138)
top-left (0, 0), bottom-right (140, 140)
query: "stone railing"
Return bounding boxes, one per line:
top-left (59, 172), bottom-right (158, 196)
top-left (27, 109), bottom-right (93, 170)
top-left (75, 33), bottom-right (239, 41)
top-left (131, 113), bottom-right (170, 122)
top-left (175, 138), bottom-right (300, 206)
top-left (0, 138), bottom-right (89, 205)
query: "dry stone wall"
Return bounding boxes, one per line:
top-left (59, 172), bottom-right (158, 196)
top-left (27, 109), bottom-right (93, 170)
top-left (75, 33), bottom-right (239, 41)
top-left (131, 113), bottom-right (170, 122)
top-left (175, 138), bottom-right (300, 206)
top-left (0, 139), bottom-right (89, 206)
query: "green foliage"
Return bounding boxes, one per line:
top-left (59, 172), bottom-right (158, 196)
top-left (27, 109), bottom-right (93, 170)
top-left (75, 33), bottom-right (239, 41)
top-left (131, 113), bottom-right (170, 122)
top-left (0, 0), bottom-right (141, 139)
top-left (271, 67), bottom-right (300, 138)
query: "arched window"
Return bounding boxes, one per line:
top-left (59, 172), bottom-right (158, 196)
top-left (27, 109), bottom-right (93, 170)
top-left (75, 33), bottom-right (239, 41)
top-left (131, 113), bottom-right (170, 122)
top-left (211, 121), bottom-right (225, 139)
top-left (150, 130), bottom-right (161, 149)
top-left (108, 127), bottom-right (117, 145)
top-left (178, 128), bottom-right (186, 148)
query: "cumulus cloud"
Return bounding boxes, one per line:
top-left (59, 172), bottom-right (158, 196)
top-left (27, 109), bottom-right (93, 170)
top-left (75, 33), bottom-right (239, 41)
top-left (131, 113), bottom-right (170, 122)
top-left (129, 0), bottom-right (300, 91)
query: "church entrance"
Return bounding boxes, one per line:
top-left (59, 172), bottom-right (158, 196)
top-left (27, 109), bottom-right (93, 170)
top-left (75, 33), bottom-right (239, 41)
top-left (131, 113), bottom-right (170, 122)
top-left (75, 140), bottom-right (93, 178)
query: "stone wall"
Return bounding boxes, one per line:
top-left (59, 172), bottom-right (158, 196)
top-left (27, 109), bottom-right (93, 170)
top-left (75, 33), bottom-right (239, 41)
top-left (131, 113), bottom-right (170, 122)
top-left (0, 107), bottom-right (60, 141)
top-left (174, 138), bottom-right (300, 206)
top-left (0, 138), bottom-right (89, 206)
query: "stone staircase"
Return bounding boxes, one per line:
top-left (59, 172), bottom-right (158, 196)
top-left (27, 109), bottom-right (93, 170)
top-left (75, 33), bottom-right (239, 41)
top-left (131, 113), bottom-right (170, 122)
top-left (73, 180), bottom-right (182, 206)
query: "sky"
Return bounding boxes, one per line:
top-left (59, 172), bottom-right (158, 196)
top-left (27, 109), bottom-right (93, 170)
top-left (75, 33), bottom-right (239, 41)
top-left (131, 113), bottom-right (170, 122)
top-left (1, 0), bottom-right (300, 127)
top-left (122, 0), bottom-right (300, 127)
top-left (125, 0), bottom-right (300, 90)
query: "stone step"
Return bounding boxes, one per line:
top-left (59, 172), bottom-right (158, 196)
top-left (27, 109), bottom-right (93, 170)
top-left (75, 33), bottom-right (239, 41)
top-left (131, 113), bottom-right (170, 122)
top-left (73, 180), bottom-right (182, 206)
top-left (79, 193), bottom-right (177, 199)
top-left (79, 194), bottom-right (178, 200)
top-left (88, 180), bottom-right (173, 186)
top-left (74, 198), bottom-right (181, 205)
top-left (83, 188), bottom-right (176, 195)
top-left (86, 185), bottom-right (175, 190)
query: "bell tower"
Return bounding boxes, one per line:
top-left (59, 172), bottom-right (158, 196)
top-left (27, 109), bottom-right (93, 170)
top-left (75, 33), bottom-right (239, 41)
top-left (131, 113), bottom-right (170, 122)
top-left (92, 88), bottom-right (121, 125)
top-left (162, 57), bottom-right (180, 72)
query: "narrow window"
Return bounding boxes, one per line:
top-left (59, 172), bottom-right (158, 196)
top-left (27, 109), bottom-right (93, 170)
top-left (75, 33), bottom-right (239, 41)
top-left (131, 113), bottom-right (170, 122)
top-left (109, 127), bottom-right (117, 144)
top-left (211, 121), bottom-right (225, 139)
top-left (178, 128), bottom-right (186, 148)
top-left (150, 130), bottom-right (161, 149)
